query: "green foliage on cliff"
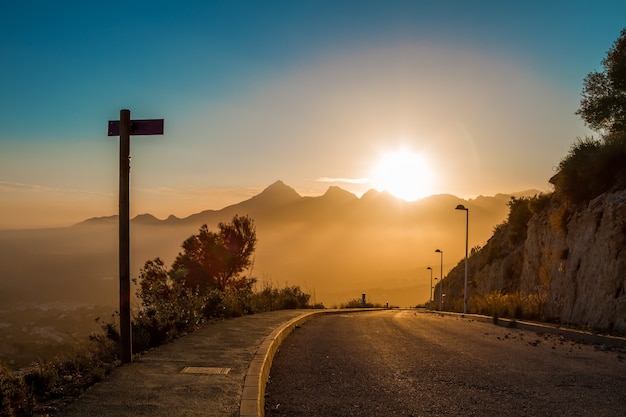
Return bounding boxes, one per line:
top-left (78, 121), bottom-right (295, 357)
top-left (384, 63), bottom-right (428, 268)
top-left (504, 196), bottom-right (535, 245)
top-left (552, 134), bottom-right (626, 204)
top-left (576, 28), bottom-right (626, 135)
top-left (554, 27), bottom-right (626, 204)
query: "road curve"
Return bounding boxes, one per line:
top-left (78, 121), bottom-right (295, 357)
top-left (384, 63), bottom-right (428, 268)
top-left (265, 310), bottom-right (626, 416)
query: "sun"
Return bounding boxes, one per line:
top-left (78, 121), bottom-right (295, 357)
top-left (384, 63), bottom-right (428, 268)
top-left (370, 149), bottom-right (435, 201)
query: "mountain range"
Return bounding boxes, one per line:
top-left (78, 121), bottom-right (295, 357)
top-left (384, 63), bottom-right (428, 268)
top-left (1, 180), bottom-right (539, 308)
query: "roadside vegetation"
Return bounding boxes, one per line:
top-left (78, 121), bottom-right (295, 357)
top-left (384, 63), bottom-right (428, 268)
top-left (551, 134), bottom-right (626, 204)
top-left (1, 215), bottom-right (318, 417)
top-left (469, 291), bottom-right (547, 323)
top-left (337, 298), bottom-right (385, 309)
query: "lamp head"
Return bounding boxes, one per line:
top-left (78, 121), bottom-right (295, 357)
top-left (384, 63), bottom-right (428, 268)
top-left (435, 249), bottom-right (442, 253)
top-left (427, 266), bottom-right (432, 270)
top-left (455, 204), bottom-right (468, 211)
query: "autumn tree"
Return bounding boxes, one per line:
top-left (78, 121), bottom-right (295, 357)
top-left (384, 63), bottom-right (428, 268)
top-left (576, 28), bottom-right (626, 135)
top-left (172, 214), bottom-right (257, 293)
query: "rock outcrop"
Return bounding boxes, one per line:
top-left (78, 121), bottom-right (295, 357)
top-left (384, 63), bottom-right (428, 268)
top-left (444, 190), bottom-right (626, 333)
top-left (524, 190), bottom-right (626, 332)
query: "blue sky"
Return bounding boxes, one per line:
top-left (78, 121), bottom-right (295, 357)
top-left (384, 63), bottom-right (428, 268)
top-left (1, 1), bottom-right (625, 228)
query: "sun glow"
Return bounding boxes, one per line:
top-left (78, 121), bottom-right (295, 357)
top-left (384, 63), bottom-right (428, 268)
top-left (371, 149), bottom-right (435, 201)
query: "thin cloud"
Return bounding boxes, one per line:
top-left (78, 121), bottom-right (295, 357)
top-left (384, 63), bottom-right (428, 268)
top-left (316, 177), bottom-right (372, 184)
top-left (0, 181), bottom-right (111, 197)
top-left (0, 181), bottom-right (44, 192)
top-left (138, 186), bottom-right (260, 201)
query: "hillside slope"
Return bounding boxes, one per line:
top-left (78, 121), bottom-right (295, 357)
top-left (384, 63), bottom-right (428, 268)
top-left (443, 190), bottom-right (626, 333)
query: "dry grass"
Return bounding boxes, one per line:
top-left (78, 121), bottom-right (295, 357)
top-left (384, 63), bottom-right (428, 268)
top-left (469, 291), bottom-right (547, 321)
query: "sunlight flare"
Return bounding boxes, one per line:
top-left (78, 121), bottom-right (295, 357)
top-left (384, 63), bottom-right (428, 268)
top-left (371, 149), bottom-right (435, 201)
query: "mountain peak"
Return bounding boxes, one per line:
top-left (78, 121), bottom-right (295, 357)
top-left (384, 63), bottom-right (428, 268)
top-left (243, 180), bottom-right (302, 208)
top-left (133, 213), bottom-right (161, 225)
top-left (360, 188), bottom-right (397, 201)
top-left (260, 180), bottom-right (301, 199)
top-left (73, 215), bottom-right (118, 226)
top-left (322, 186), bottom-right (358, 203)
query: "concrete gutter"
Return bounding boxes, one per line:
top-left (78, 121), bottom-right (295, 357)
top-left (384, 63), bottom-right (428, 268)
top-left (427, 310), bottom-right (626, 348)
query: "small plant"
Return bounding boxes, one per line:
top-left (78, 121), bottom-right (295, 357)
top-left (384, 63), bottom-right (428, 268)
top-left (339, 298), bottom-right (384, 308)
top-left (0, 325), bottom-right (119, 417)
top-left (0, 364), bottom-right (34, 417)
top-left (470, 291), bottom-right (548, 323)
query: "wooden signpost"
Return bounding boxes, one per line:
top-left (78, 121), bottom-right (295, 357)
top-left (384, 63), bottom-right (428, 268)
top-left (108, 109), bottom-right (164, 363)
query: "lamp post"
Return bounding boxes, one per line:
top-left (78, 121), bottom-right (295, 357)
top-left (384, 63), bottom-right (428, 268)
top-left (435, 249), bottom-right (443, 310)
top-left (456, 204), bottom-right (469, 314)
top-left (427, 267), bottom-right (433, 310)
top-left (434, 277), bottom-right (440, 311)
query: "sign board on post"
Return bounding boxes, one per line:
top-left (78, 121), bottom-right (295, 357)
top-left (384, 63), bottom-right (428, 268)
top-left (108, 109), bottom-right (164, 364)
top-left (108, 119), bottom-right (164, 136)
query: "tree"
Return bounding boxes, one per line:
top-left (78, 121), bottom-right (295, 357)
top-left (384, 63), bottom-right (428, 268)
top-left (172, 214), bottom-right (257, 293)
top-left (576, 28), bottom-right (626, 135)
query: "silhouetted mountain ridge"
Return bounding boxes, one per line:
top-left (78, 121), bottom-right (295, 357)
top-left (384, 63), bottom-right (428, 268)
top-left (76, 181), bottom-right (538, 228)
top-left (0, 180), bottom-right (541, 314)
top-left (321, 185), bottom-right (359, 204)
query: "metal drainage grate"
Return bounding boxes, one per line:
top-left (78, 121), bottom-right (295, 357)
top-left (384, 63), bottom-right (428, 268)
top-left (180, 367), bottom-right (231, 375)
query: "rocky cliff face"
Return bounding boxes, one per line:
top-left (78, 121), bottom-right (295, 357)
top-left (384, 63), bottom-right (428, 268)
top-left (445, 190), bottom-right (626, 333)
top-left (523, 190), bottom-right (626, 332)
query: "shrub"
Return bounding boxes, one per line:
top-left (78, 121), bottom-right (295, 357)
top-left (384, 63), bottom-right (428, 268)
top-left (529, 192), bottom-right (552, 214)
top-left (274, 285), bottom-right (311, 310)
top-left (341, 298), bottom-right (367, 308)
top-left (1, 365), bottom-right (34, 417)
top-left (553, 135), bottom-right (626, 204)
top-left (339, 298), bottom-right (383, 308)
top-left (505, 197), bottom-right (534, 245)
top-left (248, 283), bottom-right (312, 312)
top-left (469, 291), bottom-right (547, 321)
top-left (0, 327), bottom-right (118, 417)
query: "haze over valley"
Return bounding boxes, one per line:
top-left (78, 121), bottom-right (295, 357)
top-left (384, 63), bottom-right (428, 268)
top-left (0, 181), bottom-right (534, 366)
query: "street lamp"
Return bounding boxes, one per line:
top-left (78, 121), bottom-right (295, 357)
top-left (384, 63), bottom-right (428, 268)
top-left (456, 204), bottom-right (469, 314)
top-left (426, 267), bottom-right (433, 310)
top-left (435, 249), bottom-right (443, 311)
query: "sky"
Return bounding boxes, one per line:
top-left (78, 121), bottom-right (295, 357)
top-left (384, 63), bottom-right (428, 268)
top-left (1, 1), bottom-right (625, 229)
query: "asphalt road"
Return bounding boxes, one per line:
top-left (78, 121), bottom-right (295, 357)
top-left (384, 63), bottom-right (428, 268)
top-left (265, 310), bottom-right (626, 417)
